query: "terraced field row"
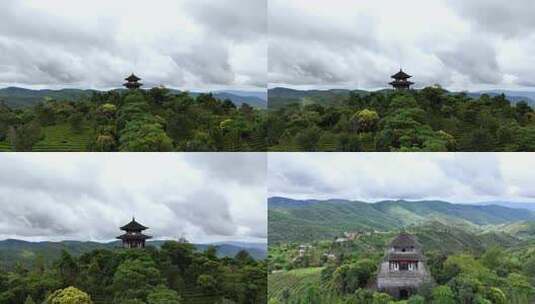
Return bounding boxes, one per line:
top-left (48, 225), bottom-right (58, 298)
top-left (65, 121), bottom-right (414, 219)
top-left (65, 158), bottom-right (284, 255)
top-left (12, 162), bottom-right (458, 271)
top-left (182, 285), bottom-right (222, 304)
top-left (268, 267), bottom-right (323, 301)
top-left (0, 141), bottom-right (12, 151)
top-left (33, 124), bottom-right (93, 152)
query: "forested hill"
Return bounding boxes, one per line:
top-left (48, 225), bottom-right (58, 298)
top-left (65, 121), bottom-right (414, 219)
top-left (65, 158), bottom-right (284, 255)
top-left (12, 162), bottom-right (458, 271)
top-left (268, 87), bottom-right (535, 109)
top-left (0, 240), bottom-right (267, 304)
top-left (268, 197), bottom-right (535, 243)
top-left (0, 239), bottom-right (267, 269)
top-left (267, 86), bottom-right (535, 152)
top-left (0, 86), bottom-right (267, 109)
top-left (0, 88), bottom-right (267, 152)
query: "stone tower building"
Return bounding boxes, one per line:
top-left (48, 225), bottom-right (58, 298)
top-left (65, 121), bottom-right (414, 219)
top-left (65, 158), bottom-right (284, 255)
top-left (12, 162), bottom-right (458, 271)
top-left (377, 232), bottom-right (432, 299)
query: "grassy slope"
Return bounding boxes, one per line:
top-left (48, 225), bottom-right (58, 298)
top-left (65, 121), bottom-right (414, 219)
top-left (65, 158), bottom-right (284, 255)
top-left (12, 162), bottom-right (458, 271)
top-left (0, 123), bottom-right (93, 152)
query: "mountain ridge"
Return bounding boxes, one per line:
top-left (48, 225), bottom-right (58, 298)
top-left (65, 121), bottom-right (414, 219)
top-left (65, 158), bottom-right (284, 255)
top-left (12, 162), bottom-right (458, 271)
top-left (268, 197), bottom-right (535, 243)
top-left (267, 87), bottom-right (535, 108)
top-left (0, 239), bottom-right (267, 270)
top-left (0, 86), bottom-right (267, 109)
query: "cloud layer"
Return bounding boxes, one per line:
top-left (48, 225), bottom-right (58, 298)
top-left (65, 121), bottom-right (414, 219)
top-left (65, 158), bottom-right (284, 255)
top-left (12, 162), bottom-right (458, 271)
top-left (269, 0), bottom-right (535, 91)
top-left (0, 0), bottom-right (266, 91)
top-left (268, 153), bottom-right (535, 204)
top-left (5, 0), bottom-right (533, 92)
top-left (0, 153), bottom-right (266, 243)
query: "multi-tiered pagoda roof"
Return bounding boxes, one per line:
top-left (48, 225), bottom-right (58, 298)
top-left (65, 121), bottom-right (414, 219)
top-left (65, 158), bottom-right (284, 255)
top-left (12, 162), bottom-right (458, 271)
top-left (123, 73), bottom-right (143, 89)
top-left (116, 217), bottom-right (152, 248)
top-left (389, 69), bottom-right (414, 90)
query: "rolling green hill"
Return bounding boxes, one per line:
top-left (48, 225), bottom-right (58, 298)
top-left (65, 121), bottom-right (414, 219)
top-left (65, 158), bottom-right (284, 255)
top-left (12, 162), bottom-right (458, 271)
top-left (0, 239), bottom-right (267, 270)
top-left (267, 87), bottom-right (535, 109)
top-left (268, 197), bottom-right (535, 244)
top-left (268, 87), bottom-right (371, 109)
top-left (0, 87), bottom-right (267, 109)
top-left (0, 87), bottom-right (93, 108)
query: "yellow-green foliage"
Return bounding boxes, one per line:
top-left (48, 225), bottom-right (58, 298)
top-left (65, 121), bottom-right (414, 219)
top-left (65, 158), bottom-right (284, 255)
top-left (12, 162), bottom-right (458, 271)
top-left (47, 287), bottom-right (93, 304)
top-left (0, 140), bottom-right (11, 151)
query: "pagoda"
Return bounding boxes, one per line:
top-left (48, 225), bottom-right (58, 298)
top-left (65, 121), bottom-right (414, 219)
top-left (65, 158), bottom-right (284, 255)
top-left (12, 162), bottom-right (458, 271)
top-left (116, 217), bottom-right (152, 248)
top-left (123, 73), bottom-right (143, 90)
top-left (389, 69), bottom-right (414, 90)
top-left (377, 233), bottom-right (432, 299)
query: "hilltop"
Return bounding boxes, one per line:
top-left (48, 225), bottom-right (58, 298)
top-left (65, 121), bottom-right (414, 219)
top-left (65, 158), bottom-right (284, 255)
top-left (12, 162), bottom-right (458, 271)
top-left (267, 86), bottom-right (535, 152)
top-left (0, 87), bottom-right (267, 152)
top-left (0, 239), bottom-right (267, 304)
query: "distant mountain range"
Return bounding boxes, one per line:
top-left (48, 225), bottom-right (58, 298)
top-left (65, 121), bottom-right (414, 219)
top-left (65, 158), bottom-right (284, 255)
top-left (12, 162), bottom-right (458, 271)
top-left (468, 90), bottom-right (535, 106)
top-left (268, 87), bottom-right (363, 108)
top-left (474, 201), bottom-right (535, 212)
top-left (267, 87), bottom-right (535, 109)
top-left (0, 87), bottom-right (267, 109)
top-left (268, 197), bottom-right (535, 243)
top-left (0, 239), bottom-right (267, 269)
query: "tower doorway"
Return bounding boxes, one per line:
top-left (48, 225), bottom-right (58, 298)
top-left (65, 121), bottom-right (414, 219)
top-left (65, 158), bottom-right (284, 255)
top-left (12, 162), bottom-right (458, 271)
top-left (399, 289), bottom-right (409, 299)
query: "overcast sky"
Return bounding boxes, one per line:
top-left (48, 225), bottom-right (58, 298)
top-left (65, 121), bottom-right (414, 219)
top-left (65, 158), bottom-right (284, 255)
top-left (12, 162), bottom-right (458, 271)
top-left (0, 153), bottom-right (266, 243)
top-left (268, 153), bottom-right (535, 204)
top-left (0, 0), bottom-right (266, 91)
top-left (269, 0), bottom-right (535, 91)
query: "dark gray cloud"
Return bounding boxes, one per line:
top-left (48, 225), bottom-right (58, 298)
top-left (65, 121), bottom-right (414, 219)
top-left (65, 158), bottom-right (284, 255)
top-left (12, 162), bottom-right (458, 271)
top-left (436, 38), bottom-right (503, 85)
top-left (0, 0), bottom-right (266, 90)
top-left (268, 153), bottom-right (535, 204)
top-left (173, 41), bottom-right (235, 85)
top-left (184, 153), bottom-right (266, 185)
top-left (184, 0), bottom-right (266, 42)
top-left (447, 0), bottom-right (535, 37)
top-left (165, 191), bottom-right (237, 237)
top-left (0, 154), bottom-right (266, 243)
top-left (268, 0), bottom-right (535, 91)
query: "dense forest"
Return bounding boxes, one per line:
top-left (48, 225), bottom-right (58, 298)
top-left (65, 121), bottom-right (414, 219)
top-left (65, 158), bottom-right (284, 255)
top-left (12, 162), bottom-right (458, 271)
top-left (267, 87), bottom-right (535, 151)
top-left (268, 198), bottom-right (535, 303)
top-left (0, 88), bottom-right (267, 152)
top-left (0, 240), bottom-right (266, 304)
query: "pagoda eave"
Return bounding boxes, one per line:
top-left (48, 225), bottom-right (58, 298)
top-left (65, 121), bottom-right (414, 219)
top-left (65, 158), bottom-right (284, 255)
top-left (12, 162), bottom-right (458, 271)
top-left (123, 83), bottom-right (143, 89)
top-left (125, 74), bottom-right (141, 82)
top-left (391, 70), bottom-right (412, 79)
top-left (116, 234), bottom-right (152, 240)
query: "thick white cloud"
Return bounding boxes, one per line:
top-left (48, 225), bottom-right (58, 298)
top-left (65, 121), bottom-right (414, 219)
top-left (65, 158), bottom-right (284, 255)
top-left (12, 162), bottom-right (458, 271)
top-left (268, 0), bottom-right (535, 91)
top-left (0, 153), bottom-right (267, 243)
top-left (268, 153), bottom-right (535, 204)
top-left (0, 0), bottom-right (266, 91)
